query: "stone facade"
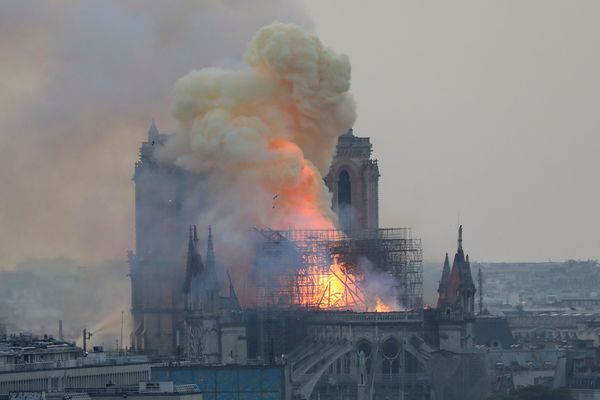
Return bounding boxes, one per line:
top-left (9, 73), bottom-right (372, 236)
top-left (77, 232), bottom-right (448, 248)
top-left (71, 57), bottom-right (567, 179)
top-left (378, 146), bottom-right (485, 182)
top-left (130, 124), bottom-right (381, 355)
top-left (436, 226), bottom-right (477, 350)
top-left (182, 225), bottom-right (246, 364)
top-left (130, 121), bottom-right (217, 355)
top-left (324, 129), bottom-right (379, 234)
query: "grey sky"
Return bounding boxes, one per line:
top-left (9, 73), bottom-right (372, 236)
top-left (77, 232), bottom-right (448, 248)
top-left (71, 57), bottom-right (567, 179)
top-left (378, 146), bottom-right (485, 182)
top-left (304, 1), bottom-right (600, 262)
top-left (0, 1), bottom-right (598, 267)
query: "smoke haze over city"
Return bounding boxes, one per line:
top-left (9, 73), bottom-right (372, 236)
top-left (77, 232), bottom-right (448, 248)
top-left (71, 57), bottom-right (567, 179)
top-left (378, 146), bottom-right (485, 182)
top-left (2, 1), bottom-right (600, 270)
top-left (1, 0), bottom-right (600, 352)
top-left (2, 3), bottom-right (600, 400)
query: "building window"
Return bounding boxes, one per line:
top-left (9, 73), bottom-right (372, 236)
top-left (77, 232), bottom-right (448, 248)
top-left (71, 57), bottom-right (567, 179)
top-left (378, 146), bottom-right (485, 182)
top-left (382, 338), bottom-right (400, 374)
top-left (338, 170), bottom-right (351, 232)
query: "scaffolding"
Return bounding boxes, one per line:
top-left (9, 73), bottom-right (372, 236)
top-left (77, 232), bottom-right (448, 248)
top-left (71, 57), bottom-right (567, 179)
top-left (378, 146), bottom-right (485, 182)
top-left (252, 228), bottom-right (423, 311)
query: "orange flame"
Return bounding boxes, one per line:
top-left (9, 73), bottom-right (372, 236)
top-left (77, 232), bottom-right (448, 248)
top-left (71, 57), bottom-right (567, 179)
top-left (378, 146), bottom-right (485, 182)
top-left (291, 258), bottom-right (360, 309)
top-left (375, 297), bottom-right (393, 312)
top-left (287, 257), bottom-right (397, 312)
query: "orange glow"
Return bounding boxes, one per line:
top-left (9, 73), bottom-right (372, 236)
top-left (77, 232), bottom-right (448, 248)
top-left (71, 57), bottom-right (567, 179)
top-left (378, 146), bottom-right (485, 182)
top-left (375, 297), bottom-right (393, 312)
top-left (292, 258), bottom-right (363, 309)
top-left (287, 257), bottom-right (398, 312)
top-left (264, 139), bottom-right (335, 230)
top-left (262, 138), bottom-right (397, 312)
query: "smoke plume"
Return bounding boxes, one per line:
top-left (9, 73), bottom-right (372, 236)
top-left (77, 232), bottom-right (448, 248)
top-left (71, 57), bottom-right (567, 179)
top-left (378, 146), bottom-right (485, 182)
top-left (157, 22), bottom-right (356, 303)
top-left (0, 0), bottom-right (312, 268)
top-left (0, 0), bottom-right (312, 338)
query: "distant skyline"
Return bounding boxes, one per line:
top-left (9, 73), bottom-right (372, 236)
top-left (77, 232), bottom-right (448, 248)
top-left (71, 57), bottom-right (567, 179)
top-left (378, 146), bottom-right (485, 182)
top-left (0, 1), bottom-right (598, 266)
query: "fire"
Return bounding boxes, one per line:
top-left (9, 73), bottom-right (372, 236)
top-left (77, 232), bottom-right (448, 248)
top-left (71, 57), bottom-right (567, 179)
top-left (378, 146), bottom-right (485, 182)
top-left (293, 259), bottom-right (363, 309)
top-left (265, 139), bottom-right (335, 230)
top-left (161, 23), bottom-right (357, 306)
top-left (375, 297), bottom-right (393, 312)
top-left (291, 256), bottom-right (397, 312)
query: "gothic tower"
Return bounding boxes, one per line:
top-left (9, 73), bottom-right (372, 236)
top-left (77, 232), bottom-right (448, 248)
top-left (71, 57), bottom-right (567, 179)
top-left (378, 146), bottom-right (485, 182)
top-left (129, 121), bottom-right (184, 355)
top-left (325, 128), bottom-right (380, 234)
top-left (183, 225), bottom-right (220, 362)
top-left (437, 225), bottom-right (476, 317)
top-left (437, 253), bottom-right (451, 308)
top-left (436, 226), bottom-right (477, 350)
top-left (129, 121), bottom-right (210, 355)
top-left (183, 226), bottom-right (246, 364)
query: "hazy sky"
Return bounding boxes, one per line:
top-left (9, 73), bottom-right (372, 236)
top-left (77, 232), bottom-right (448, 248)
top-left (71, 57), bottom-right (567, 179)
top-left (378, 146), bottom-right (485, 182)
top-left (0, 1), bottom-right (598, 267)
top-left (304, 1), bottom-right (600, 262)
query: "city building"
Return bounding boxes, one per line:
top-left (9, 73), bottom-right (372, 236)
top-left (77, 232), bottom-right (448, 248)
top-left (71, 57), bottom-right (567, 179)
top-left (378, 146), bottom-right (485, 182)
top-left (0, 335), bottom-right (151, 395)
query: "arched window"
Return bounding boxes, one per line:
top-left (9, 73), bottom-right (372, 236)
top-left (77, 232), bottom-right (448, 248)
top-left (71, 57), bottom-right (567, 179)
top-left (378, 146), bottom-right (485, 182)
top-left (338, 170), bottom-right (351, 206)
top-left (381, 338), bottom-right (400, 374)
top-left (338, 170), bottom-right (352, 232)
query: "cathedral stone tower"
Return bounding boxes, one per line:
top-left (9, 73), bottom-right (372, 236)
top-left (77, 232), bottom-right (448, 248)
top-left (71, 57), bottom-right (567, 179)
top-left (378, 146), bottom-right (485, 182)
top-left (129, 121), bottom-right (183, 355)
top-left (436, 226), bottom-right (477, 349)
top-left (325, 129), bottom-right (380, 234)
top-left (129, 121), bottom-right (209, 355)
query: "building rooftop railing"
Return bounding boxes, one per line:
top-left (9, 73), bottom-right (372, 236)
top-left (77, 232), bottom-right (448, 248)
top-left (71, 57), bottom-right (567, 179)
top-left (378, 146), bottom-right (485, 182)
top-left (301, 310), bottom-right (423, 323)
top-left (0, 355), bottom-right (151, 373)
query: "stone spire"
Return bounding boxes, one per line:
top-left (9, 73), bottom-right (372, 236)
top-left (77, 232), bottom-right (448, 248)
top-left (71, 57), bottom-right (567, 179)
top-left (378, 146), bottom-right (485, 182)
top-left (206, 225), bottom-right (215, 273)
top-left (437, 253), bottom-right (451, 308)
top-left (148, 119), bottom-right (159, 141)
top-left (183, 225), bottom-right (203, 294)
top-left (462, 253), bottom-right (474, 288)
top-left (438, 226), bottom-right (476, 315)
top-left (441, 253), bottom-right (451, 285)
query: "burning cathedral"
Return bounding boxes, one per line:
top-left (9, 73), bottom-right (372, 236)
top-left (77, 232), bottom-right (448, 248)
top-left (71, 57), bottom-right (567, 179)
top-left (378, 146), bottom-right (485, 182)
top-left (129, 123), bottom-right (487, 400)
top-left (128, 22), bottom-right (487, 400)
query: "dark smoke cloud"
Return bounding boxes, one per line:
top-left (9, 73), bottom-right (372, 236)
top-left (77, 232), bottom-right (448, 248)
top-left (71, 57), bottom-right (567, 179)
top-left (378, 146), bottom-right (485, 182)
top-left (0, 0), bottom-right (313, 268)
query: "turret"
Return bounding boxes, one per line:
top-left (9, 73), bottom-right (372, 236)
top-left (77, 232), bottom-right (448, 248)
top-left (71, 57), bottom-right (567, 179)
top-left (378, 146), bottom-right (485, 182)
top-left (206, 225), bottom-right (215, 273)
top-left (183, 225), bottom-right (202, 295)
top-left (437, 253), bottom-right (451, 308)
top-left (455, 226), bottom-right (476, 316)
top-left (437, 226), bottom-right (476, 316)
top-left (148, 119), bottom-right (159, 142)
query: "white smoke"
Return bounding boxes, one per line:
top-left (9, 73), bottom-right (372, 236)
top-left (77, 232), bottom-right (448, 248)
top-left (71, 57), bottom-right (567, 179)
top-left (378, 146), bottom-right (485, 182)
top-left (0, 1), bottom-right (313, 268)
top-left (0, 0), bottom-right (313, 339)
top-left (157, 22), bottom-right (356, 303)
top-left (358, 257), bottom-right (403, 311)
